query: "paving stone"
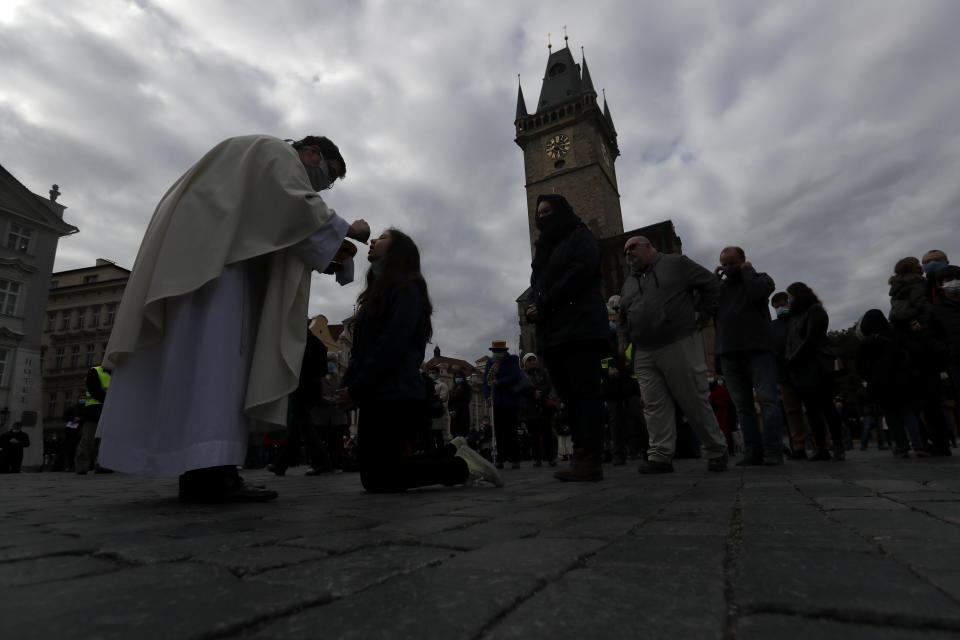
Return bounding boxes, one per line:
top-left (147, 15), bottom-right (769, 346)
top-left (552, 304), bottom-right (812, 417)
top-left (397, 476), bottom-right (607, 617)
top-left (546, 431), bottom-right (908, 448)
top-left (738, 613), bottom-right (960, 639)
top-left (279, 528), bottom-right (420, 553)
top-left (196, 544), bottom-right (329, 575)
top-left (7, 562), bottom-right (320, 640)
top-left (93, 529), bottom-right (299, 564)
top-left (884, 491), bottom-right (960, 502)
top-left (250, 544), bottom-right (454, 597)
top-left (440, 537), bottom-right (607, 578)
top-left (250, 566), bottom-right (541, 640)
top-left (737, 548), bottom-right (960, 625)
top-left (0, 554), bottom-right (121, 587)
top-left (914, 568), bottom-right (960, 602)
top-left (430, 521), bottom-right (541, 549)
top-left (814, 496), bottom-right (907, 510)
top-left (485, 565), bottom-right (726, 640)
top-left (370, 515), bottom-right (485, 536)
top-left (540, 513), bottom-right (645, 539)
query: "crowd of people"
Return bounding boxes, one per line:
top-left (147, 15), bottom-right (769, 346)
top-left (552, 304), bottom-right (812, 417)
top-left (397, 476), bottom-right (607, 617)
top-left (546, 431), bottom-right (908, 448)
top-left (9, 133), bottom-right (957, 505)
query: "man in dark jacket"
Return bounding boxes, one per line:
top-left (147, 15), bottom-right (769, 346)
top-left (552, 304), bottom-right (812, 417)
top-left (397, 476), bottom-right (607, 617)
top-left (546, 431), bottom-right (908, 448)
top-left (714, 246), bottom-right (785, 466)
top-left (524, 194), bottom-right (609, 482)
top-left (618, 236), bottom-right (728, 474)
top-left (0, 422), bottom-right (30, 472)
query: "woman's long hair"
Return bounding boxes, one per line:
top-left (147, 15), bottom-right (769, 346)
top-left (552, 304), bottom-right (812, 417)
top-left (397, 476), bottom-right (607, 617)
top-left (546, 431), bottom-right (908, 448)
top-left (786, 281), bottom-right (821, 312)
top-left (357, 228), bottom-right (433, 341)
top-left (888, 256), bottom-right (921, 285)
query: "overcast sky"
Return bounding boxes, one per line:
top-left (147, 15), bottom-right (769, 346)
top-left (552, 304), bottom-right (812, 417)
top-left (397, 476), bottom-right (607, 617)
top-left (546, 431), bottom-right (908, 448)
top-left (3, 0), bottom-right (959, 363)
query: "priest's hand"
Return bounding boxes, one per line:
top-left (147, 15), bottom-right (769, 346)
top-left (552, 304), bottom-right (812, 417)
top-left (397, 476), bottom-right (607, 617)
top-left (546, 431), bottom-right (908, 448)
top-left (347, 219), bottom-right (371, 244)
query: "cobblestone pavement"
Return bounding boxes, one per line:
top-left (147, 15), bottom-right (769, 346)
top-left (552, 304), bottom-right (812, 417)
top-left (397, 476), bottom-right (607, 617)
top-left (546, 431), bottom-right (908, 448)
top-left (3, 449), bottom-right (960, 639)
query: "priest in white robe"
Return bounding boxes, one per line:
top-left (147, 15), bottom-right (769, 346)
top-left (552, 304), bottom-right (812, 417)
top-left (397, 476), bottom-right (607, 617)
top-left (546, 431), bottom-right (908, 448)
top-left (96, 134), bottom-right (370, 502)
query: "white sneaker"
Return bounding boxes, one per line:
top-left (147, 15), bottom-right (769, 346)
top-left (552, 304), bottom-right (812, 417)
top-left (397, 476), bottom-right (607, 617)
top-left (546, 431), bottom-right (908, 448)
top-left (456, 445), bottom-right (504, 488)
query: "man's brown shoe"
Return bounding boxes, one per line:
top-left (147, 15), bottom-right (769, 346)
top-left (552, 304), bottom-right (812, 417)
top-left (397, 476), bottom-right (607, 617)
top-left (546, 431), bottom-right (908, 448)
top-left (553, 454), bottom-right (603, 482)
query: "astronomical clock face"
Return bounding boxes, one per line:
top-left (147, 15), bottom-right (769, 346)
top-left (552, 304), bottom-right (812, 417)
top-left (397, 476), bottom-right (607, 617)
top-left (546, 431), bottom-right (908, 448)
top-left (545, 134), bottom-right (571, 159)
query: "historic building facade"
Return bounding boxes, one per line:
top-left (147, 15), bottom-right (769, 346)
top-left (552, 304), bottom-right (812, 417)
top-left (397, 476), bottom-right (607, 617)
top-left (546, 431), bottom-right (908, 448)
top-left (0, 165), bottom-right (78, 467)
top-left (42, 259), bottom-right (130, 435)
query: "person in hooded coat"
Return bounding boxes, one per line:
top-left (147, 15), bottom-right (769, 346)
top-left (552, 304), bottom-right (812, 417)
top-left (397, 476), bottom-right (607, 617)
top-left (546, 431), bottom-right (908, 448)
top-left (524, 194), bottom-right (609, 482)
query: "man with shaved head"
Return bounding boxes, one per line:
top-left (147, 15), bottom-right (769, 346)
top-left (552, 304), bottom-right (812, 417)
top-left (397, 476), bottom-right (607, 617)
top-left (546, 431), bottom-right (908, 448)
top-left (618, 236), bottom-right (728, 474)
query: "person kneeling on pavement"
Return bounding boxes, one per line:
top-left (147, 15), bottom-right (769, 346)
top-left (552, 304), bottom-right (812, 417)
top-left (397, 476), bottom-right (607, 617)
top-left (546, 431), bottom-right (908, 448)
top-left (331, 229), bottom-right (502, 491)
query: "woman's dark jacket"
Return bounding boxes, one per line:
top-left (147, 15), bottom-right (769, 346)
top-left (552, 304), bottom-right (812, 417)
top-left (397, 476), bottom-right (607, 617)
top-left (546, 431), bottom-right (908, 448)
top-left (342, 282), bottom-right (429, 405)
top-left (527, 224), bottom-right (608, 351)
top-left (448, 381), bottom-right (472, 427)
top-left (784, 301), bottom-right (833, 388)
top-left (518, 367), bottom-right (553, 422)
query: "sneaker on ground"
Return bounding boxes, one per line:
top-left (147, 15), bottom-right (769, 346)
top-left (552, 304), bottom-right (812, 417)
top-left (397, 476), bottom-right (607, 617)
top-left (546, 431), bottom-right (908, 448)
top-left (456, 445), bottom-right (505, 487)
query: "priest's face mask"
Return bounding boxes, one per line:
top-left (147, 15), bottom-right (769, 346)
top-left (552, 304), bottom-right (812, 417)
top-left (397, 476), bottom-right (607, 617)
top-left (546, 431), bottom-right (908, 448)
top-left (298, 146), bottom-right (343, 191)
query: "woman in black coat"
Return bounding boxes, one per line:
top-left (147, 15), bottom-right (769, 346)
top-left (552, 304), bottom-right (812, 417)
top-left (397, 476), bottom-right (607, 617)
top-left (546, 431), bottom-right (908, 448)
top-left (784, 282), bottom-right (845, 460)
top-left (335, 229), bottom-right (501, 491)
top-left (525, 194), bottom-right (608, 481)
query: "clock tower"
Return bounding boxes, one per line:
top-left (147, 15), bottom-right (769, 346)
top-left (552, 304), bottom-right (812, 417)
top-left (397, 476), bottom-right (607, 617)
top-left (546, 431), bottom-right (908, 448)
top-left (514, 44), bottom-right (623, 257)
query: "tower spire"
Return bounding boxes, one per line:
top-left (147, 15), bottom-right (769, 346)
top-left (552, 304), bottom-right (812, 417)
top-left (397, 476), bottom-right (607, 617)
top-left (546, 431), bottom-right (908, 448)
top-left (547, 32), bottom-right (552, 52)
top-left (563, 25), bottom-right (569, 48)
top-left (516, 74), bottom-right (528, 119)
top-left (580, 47), bottom-right (595, 94)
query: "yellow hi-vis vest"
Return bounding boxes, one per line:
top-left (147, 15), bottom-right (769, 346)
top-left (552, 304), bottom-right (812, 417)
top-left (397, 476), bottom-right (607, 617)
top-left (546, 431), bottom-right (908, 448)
top-left (84, 366), bottom-right (111, 406)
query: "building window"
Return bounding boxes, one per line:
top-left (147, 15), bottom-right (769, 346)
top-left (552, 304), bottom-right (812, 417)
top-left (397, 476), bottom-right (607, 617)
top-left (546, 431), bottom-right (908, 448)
top-left (47, 313), bottom-right (56, 331)
top-left (55, 347), bottom-right (64, 369)
top-left (0, 279), bottom-right (21, 315)
top-left (62, 391), bottom-right (73, 416)
top-left (85, 343), bottom-right (95, 368)
top-left (69, 345), bottom-right (80, 368)
top-left (83, 274), bottom-right (99, 284)
top-left (76, 308), bottom-right (86, 329)
top-left (50, 280), bottom-right (59, 289)
top-left (0, 348), bottom-right (7, 384)
top-left (48, 392), bottom-right (57, 417)
top-left (100, 343), bottom-right (108, 363)
top-left (60, 311), bottom-right (70, 330)
top-left (106, 304), bottom-right (116, 325)
top-left (91, 306), bottom-right (100, 327)
top-left (6, 223), bottom-right (33, 253)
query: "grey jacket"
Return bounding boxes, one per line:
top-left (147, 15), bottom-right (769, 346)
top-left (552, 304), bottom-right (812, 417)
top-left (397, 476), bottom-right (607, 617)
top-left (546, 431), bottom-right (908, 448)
top-left (617, 252), bottom-right (720, 350)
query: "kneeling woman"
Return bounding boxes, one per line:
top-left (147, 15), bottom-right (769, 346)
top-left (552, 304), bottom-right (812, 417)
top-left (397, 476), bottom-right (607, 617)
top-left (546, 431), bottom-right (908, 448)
top-left (333, 229), bottom-right (502, 492)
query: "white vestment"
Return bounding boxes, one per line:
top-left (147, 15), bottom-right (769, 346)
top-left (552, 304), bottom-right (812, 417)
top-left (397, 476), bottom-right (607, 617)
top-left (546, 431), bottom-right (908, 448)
top-left (95, 135), bottom-right (350, 477)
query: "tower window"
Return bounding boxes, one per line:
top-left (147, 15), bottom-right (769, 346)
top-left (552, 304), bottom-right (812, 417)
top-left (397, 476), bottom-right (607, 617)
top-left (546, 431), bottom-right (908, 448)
top-left (548, 63), bottom-right (566, 77)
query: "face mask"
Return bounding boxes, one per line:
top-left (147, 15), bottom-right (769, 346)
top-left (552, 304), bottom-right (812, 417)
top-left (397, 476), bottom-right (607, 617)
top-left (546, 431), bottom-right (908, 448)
top-left (429, 373), bottom-right (437, 381)
top-left (923, 260), bottom-right (946, 276)
top-left (941, 280), bottom-right (960, 294)
top-left (303, 157), bottom-right (332, 191)
top-left (775, 307), bottom-right (790, 318)
top-left (608, 320), bottom-right (617, 331)
top-left (706, 377), bottom-right (715, 385)
top-left (492, 353), bottom-right (505, 361)
top-left (327, 362), bottom-right (336, 373)
top-left (454, 377), bottom-right (464, 384)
